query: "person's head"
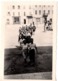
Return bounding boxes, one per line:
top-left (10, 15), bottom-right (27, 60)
top-left (50, 18), bottom-right (52, 22)
top-left (19, 29), bottom-right (21, 33)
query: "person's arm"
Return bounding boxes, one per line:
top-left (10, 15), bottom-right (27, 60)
top-left (35, 45), bottom-right (38, 54)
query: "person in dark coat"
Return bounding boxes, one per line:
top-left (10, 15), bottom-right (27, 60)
top-left (42, 11), bottom-right (48, 31)
top-left (27, 39), bottom-right (36, 66)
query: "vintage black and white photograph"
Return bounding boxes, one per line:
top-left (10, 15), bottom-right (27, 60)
top-left (4, 2), bottom-right (55, 79)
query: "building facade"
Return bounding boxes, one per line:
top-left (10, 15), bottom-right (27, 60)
top-left (6, 5), bottom-right (53, 26)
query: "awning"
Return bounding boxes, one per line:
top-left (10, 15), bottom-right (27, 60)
top-left (27, 16), bottom-right (33, 18)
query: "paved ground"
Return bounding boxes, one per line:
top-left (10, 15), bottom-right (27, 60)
top-left (5, 24), bottom-right (53, 48)
top-left (4, 46), bottom-right (52, 77)
top-left (4, 72), bottom-right (52, 79)
top-left (32, 24), bottom-right (53, 46)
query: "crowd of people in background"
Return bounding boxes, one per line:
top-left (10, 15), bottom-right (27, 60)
top-left (43, 11), bottom-right (52, 31)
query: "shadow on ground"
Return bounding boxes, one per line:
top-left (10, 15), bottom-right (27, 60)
top-left (4, 46), bottom-right (52, 75)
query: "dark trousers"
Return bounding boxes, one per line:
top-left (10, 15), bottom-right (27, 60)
top-left (29, 49), bottom-right (35, 64)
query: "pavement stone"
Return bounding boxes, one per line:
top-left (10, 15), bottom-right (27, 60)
top-left (4, 72), bottom-right (52, 79)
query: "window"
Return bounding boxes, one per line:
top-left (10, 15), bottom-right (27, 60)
top-left (35, 10), bottom-right (37, 15)
top-left (24, 19), bottom-right (26, 24)
top-left (8, 12), bottom-right (10, 15)
top-left (18, 5), bottom-right (20, 9)
top-left (12, 5), bottom-right (15, 9)
top-left (43, 5), bottom-right (45, 7)
top-left (13, 16), bottom-right (20, 24)
top-left (24, 12), bottom-right (26, 16)
top-left (7, 19), bottom-right (9, 21)
top-left (48, 10), bottom-right (50, 14)
top-left (39, 10), bottom-right (41, 15)
top-left (35, 5), bottom-right (37, 7)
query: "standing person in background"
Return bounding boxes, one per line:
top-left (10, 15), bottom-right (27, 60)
top-left (42, 11), bottom-right (48, 32)
top-left (32, 22), bottom-right (36, 32)
top-left (29, 23), bottom-right (33, 35)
